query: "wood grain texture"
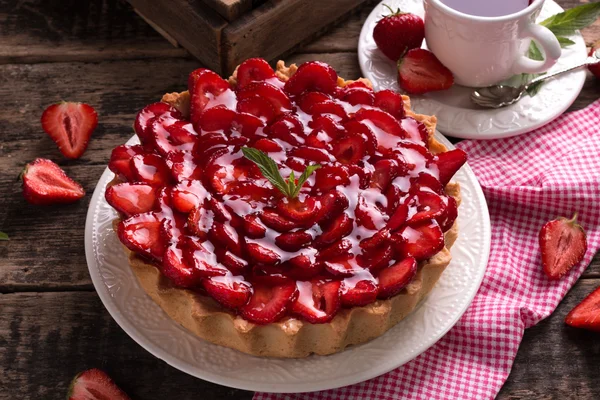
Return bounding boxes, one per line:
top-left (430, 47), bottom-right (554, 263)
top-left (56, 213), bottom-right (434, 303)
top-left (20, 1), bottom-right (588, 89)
top-left (200, 0), bottom-right (252, 21)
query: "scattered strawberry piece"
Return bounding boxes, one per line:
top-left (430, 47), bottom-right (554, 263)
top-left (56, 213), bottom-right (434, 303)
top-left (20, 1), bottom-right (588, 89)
top-left (430, 148), bottom-right (467, 186)
top-left (237, 82), bottom-right (292, 115)
top-left (374, 89), bottom-right (405, 120)
top-left (377, 257), bottom-right (417, 298)
top-left (41, 102), bottom-right (98, 159)
top-left (240, 281), bottom-right (298, 324)
top-left (540, 214), bottom-right (587, 280)
top-left (341, 279), bottom-right (378, 307)
top-left (130, 153), bottom-right (171, 186)
top-left (188, 68), bottom-right (231, 126)
top-left (108, 144), bottom-right (146, 182)
top-left (284, 61), bottom-right (338, 96)
top-left (67, 368), bottom-right (130, 400)
top-left (373, 6), bottom-right (424, 61)
top-left (236, 58), bottom-right (276, 89)
top-left (588, 41), bottom-right (600, 78)
top-left (22, 158), bottom-right (85, 205)
top-left (565, 285), bottom-right (600, 332)
top-left (398, 48), bottom-right (454, 95)
top-left (117, 213), bottom-right (166, 260)
top-left (203, 276), bottom-right (252, 309)
top-left (105, 183), bottom-right (157, 217)
top-left (394, 221), bottom-right (444, 261)
top-left (292, 280), bottom-right (341, 323)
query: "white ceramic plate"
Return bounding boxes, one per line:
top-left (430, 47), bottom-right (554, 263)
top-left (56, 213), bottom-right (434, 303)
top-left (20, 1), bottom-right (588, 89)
top-left (358, 0), bottom-right (587, 139)
top-left (85, 133), bottom-right (491, 393)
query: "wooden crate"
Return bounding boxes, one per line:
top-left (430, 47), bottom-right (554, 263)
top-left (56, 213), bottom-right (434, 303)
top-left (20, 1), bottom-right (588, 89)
top-left (126, 0), bottom-right (372, 75)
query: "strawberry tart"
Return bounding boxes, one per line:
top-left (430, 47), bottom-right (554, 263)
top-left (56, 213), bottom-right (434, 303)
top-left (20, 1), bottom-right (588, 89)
top-left (105, 58), bottom-right (467, 357)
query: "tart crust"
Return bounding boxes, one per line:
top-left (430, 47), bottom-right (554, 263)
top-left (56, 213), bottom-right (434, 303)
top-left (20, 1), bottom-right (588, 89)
top-left (116, 61), bottom-right (460, 358)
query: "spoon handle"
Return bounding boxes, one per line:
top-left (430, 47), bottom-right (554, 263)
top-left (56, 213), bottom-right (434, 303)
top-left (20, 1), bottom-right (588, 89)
top-left (528, 50), bottom-right (600, 86)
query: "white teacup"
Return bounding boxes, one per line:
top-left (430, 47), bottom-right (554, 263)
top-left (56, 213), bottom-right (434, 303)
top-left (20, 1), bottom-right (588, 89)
top-left (424, 0), bottom-right (562, 87)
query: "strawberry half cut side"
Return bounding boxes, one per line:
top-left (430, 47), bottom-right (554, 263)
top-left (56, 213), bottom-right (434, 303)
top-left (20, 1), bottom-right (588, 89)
top-left (22, 158), bottom-right (85, 205)
top-left (540, 214), bottom-right (587, 280)
top-left (68, 368), bottom-right (130, 400)
top-left (41, 102), bottom-right (98, 159)
top-left (565, 285), bottom-right (600, 332)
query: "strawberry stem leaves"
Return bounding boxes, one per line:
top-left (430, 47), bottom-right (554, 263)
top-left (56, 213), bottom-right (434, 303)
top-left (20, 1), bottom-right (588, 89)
top-left (242, 147), bottom-right (321, 199)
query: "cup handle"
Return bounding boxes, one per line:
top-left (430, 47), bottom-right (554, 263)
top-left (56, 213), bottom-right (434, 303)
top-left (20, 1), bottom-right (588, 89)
top-left (512, 23), bottom-right (562, 74)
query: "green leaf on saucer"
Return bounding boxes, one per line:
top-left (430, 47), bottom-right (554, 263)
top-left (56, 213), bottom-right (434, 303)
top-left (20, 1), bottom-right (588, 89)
top-left (540, 2), bottom-right (600, 36)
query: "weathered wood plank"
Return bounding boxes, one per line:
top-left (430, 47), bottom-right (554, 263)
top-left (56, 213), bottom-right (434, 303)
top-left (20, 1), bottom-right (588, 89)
top-left (0, 0), bottom-right (188, 64)
top-left (200, 0), bottom-right (253, 22)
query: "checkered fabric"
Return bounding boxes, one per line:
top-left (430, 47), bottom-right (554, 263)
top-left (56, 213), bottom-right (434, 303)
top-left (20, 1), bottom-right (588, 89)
top-left (255, 100), bottom-right (600, 400)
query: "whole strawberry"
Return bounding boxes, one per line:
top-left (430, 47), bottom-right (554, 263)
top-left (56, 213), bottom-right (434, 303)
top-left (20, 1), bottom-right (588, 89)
top-left (588, 40), bottom-right (600, 78)
top-left (373, 5), bottom-right (424, 62)
top-left (539, 213), bottom-right (587, 280)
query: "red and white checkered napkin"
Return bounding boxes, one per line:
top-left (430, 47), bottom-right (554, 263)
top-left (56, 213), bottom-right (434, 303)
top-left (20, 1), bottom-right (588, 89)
top-left (255, 99), bottom-right (600, 400)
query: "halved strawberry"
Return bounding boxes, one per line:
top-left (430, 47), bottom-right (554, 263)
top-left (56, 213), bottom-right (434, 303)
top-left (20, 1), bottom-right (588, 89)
top-left (246, 242), bottom-right (281, 265)
top-left (203, 276), bottom-right (252, 309)
top-left (540, 214), bottom-right (587, 280)
top-left (377, 257), bottom-right (417, 298)
top-left (341, 279), bottom-right (378, 307)
top-left (240, 281), bottom-right (298, 324)
top-left (67, 368), bottom-right (130, 400)
top-left (22, 158), bottom-right (85, 205)
top-left (401, 117), bottom-right (428, 144)
top-left (314, 213), bottom-right (353, 247)
top-left (298, 91), bottom-right (331, 113)
top-left (130, 154), bottom-right (171, 186)
top-left (105, 183), bottom-right (157, 217)
top-left (236, 58), bottom-right (276, 89)
top-left (108, 144), bottom-right (146, 182)
top-left (117, 212), bottom-right (166, 260)
top-left (171, 179), bottom-right (208, 213)
top-left (374, 90), bottom-right (405, 120)
top-left (188, 68), bottom-right (232, 125)
top-left (259, 208), bottom-right (298, 232)
top-left (565, 286), bottom-right (600, 332)
top-left (236, 96), bottom-right (276, 123)
top-left (342, 87), bottom-right (374, 106)
top-left (355, 108), bottom-right (404, 138)
top-left (237, 82), bottom-right (292, 115)
top-left (315, 190), bottom-right (349, 221)
top-left (198, 105), bottom-right (236, 132)
top-left (291, 280), bottom-right (341, 324)
top-left (275, 231), bottom-right (312, 252)
top-left (41, 102), bottom-right (98, 159)
top-left (284, 61), bottom-right (338, 96)
top-left (430, 148), bottom-right (467, 185)
top-left (165, 151), bottom-right (203, 182)
top-left (394, 221), bottom-right (444, 261)
top-left (134, 102), bottom-right (181, 148)
top-left (277, 196), bottom-right (320, 223)
top-left (162, 243), bottom-right (203, 288)
top-left (398, 48), bottom-right (454, 95)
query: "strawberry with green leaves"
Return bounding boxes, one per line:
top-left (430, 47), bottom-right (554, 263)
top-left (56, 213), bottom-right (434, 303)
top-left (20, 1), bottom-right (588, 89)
top-left (373, 5), bottom-right (424, 62)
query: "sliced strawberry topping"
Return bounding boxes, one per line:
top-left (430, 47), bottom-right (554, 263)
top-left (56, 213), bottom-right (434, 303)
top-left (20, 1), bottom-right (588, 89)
top-left (430, 148), bottom-right (467, 185)
top-left (162, 243), bottom-right (203, 288)
top-left (187, 206), bottom-right (212, 239)
top-left (314, 165), bottom-right (350, 192)
top-left (240, 281), bottom-right (298, 324)
top-left (374, 90), bottom-right (405, 120)
top-left (134, 102), bottom-right (181, 148)
top-left (238, 82), bottom-right (292, 115)
top-left (439, 195), bottom-right (458, 232)
top-left (236, 96), bottom-right (276, 123)
top-left (275, 231), bottom-right (312, 252)
top-left (203, 276), bottom-right (252, 309)
top-left (324, 256), bottom-right (363, 277)
top-left (317, 239), bottom-right (352, 261)
top-left (165, 151), bottom-right (203, 182)
top-left (292, 280), bottom-right (341, 324)
top-left (332, 134), bottom-right (367, 164)
top-left (377, 257), bottom-right (417, 298)
top-left (259, 208), bottom-right (298, 232)
top-left (210, 221), bottom-right (244, 256)
top-left (269, 113), bottom-right (305, 146)
top-left (315, 213), bottom-right (353, 247)
top-left (298, 91), bottom-right (331, 112)
top-left (401, 117), bottom-right (428, 144)
top-left (370, 159), bottom-right (399, 191)
top-left (188, 68), bottom-right (231, 125)
top-left (108, 144), bottom-right (146, 182)
top-left (105, 183), bottom-right (157, 217)
top-left (130, 153), bottom-right (171, 186)
top-left (117, 213), bottom-right (166, 260)
top-left (232, 112), bottom-right (265, 138)
top-left (342, 87), bottom-right (375, 106)
top-left (310, 101), bottom-right (348, 121)
top-left (171, 179), bottom-right (208, 213)
top-left (284, 61), bottom-right (338, 96)
top-left (407, 191), bottom-right (447, 225)
top-left (184, 238), bottom-right (228, 277)
top-left (198, 105), bottom-right (236, 132)
top-left (358, 243), bottom-right (394, 272)
top-left (277, 196), bottom-right (320, 223)
top-left (68, 368), bottom-right (130, 400)
top-left (216, 248), bottom-right (249, 274)
top-left (236, 58), bottom-right (276, 89)
top-left (22, 158), bottom-right (85, 205)
top-left (565, 286), bottom-right (600, 332)
top-left (152, 117), bottom-right (197, 155)
top-left (253, 138), bottom-right (283, 153)
top-left (355, 195), bottom-right (386, 230)
top-left (41, 102), bottom-right (98, 159)
top-left (355, 108), bottom-right (404, 138)
top-left (341, 279), bottom-right (378, 307)
top-left (394, 221), bottom-right (444, 261)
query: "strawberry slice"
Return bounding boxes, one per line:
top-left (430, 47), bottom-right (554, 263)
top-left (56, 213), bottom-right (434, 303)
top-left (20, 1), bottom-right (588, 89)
top-left (398, 48), bottom-right (454, 95)
top-left (284, 61), bottom-right (338, 96)
top-left (315, 190), bottom-right (349, 222)
top-left (310, 101), bottom-right (348, 120)
top-left (253, 138), bottom-right (283, 153)
top-left (355, 195), bottom-right (386, 230)
top-left (317, 239), bottom-right (352, 261)
top-left (394, 221), bottom-right (444, 261)
top-left (171, 179), bottom-right (208, 213)
top-left (430, 149), bottom-right (467, 185)
top-left (439, 195), bottom-right (458, 232)
top-left (370, 159), bottom-right (399, 191)
top-left (203, 276), bottom-right (252, 309)
top-left (198, 105), bottom-right (236, 132)
top-left (181, 237), bottom-right (228, 278)
top-left (377, 257), bottom-right (417, 298)
top-left (232, 112), bottom-right (265, 138)
top-left (275, 231), bottom-right (312, 252)
top-left (314, 213), bottom-right (353, 247)
top-left (162, 243), bottom-right (203, 288)
top-left (243, 214), bottom-right (267, 238)
top-left (236, 97), bottom-right (276, 123)
top-left (67, 369), bottom-right (130, 400)
top-left (331, 134), bottom-right (368, 164)
top-left (386, 202), bottom-right (409, 231)
top-left (130, 153), bottom-right (171, 186)
top-left (215, 248), bottom-right (249, 274)
top-left (22, 158), bottom-right (85, 205)
top-left (565, 286), bottom-right (600, 332)
top-left (540, 214), bottom-right (587, 280)
top-left (358, 243), bottom-right (394, 272)
top-left (288, 146), bottom-right (333, 164)
top-left (291, 280), bottom-right (341, 324)
top-left (374, 90), bottom-right (405, 120)
top-left (298, 91), bottom-right (331, 113)
top-left (283, 255), bottom-right (324, 280)
top-left (341, 279), bottom-right (378, 307)
top-left (324, 255), bottom-right (363, 277)
top-left (401, 117), bottom-right (428, 144)
top-left (237, 82), bottom-right (292, 115)
top-left (165, 151), bottom-right (203, 182)
top-left (259, 208), bottom-right (298, 232)
top-left (342, 87), bottom-right (374, 106)
top-left (187, 206), bottom-right (212, 239)
top-left (246, 242), bottom-right (281, 265)
top-left (314, 165), bottom-right (350, 192)
top-left (384, 184), bottom-right (406, 215)
top-left (41, 102), bottom-right (98, 159)
top-left (209, 221), bottom-right (244, 256)
top-left (105, 183), bottom-right (157, 217)
top-left (359, 228), bottom-right (391, 250)
top-left (188, 68), bottom-right (232, 125)
top-left (134, 102), bottom-right (181, 148)
top-left (277, 196), bottom-right (320, 223)
top-left (268, 113), bottom-right (305, 146)
top-left (236, 58), bottom-right (276, 89)
top-left (412, 172), bottom-right (443, 194)
top-left (407, 191), bottom-right (447, 225)
top-left (117, 213), bottom-right (166, 260)
top-left (108, 144), bottom-right (146, 182)
top-left (240, 281), bottom-right (298, 324)
top-left (152, 117), bottom-right (197, 155)
top-left (355, 108), bottom-right (404, 139)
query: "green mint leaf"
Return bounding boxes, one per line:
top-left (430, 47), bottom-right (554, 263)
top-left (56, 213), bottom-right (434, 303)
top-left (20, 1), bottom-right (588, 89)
top-left (528, 41), bottom-right (544, 61)
top-left (540, 2), bottom-right (600, 36)
top-left (291, 164), bottom-right (322, 198)
top-left (557, 36), bottom-right (576, 47)
top-left (242, 147), bottom-right (291, 197)
top-left (287, 170), bottom-right (297, 196)
top-left (526, 80), bottom-right (544, 97)
top-left (0, 232), bottom-right (9, 241)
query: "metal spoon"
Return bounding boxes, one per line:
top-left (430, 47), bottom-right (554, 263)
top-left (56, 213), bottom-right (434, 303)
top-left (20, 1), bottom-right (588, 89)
top-left (471, 49), bottom-right (600, 108)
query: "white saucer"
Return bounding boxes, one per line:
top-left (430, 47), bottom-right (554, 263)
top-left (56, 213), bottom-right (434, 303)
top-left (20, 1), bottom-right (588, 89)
top-left (358, 0), bottom-right (587, 139)
top-left (85, 133), bottom-right (491, 393)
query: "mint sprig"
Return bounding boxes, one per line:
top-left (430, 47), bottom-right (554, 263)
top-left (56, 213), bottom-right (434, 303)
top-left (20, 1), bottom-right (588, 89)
top-left (242, 147), bottom-right (321, 199)
top-left (0, 232), bottom-right (9, 241)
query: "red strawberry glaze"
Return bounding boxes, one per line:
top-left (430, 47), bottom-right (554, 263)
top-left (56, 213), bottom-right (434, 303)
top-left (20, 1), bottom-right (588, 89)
top-left (107, 59), bottom-right (466, 325)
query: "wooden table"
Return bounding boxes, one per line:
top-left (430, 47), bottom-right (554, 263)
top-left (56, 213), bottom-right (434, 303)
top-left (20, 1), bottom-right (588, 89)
top-left (0, 1), bottom-right (598, 399)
